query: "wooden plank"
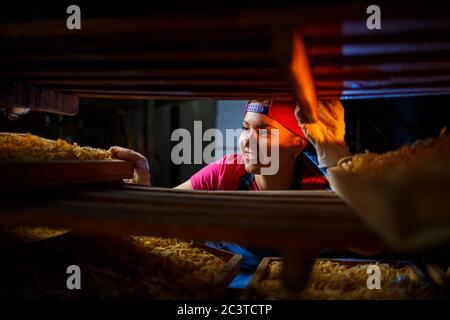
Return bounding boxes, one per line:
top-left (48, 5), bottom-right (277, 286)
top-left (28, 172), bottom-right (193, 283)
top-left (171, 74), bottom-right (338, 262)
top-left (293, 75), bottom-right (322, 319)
top-left (0, 27), bottom-right (268, 44)
top-left (34, 88), bottom-right (448, 100)
top-left (0, 60), bottom-right (280, 72)
top-left (59, 88), bottom-right (450, 100)
top-left (319, 87), bottom-right (450, 96)
top-left (58, 89), bottom-right (293, 98)
top-left (310, 52), bottom-right (450, 66)
top-left (314, 70), bottom-right (450, 81)
top-left (25, 79), bottom-right (288, 87)
top-left (0, 82), bottom-right (79, 115)
top-left (70, 93), bottom-right (296, 100)
top-left (70, 92), bottom-right (450, 100)
top-left (0, 15), bottom-right (232, 38)
top-left (304, 31), bottom-right (450, 46)
top-left (1, 5), bottom-right (449, 102)
top-left (302, 19), bottom-right (450, 37)
top-left (0, 185), bottom-right (381, 250)
top-left (28, 78), bottom-right (450, 89)
top-left (316, 77), bottom-right (450, 89)
top-left (0, 51), bottom-right (273, 63)
top-left (308, 42), bottom-right (450, 57)
top-left (324, 91), bottom-right (450, 100)
top-left (2, 2), bottom-right (446, 34)
top-left (0, 3), bottom-right (391, 39)
top-left (6, 69), bottom-right (450, 84)
top-left (0, 68), bottom-right (283, 78)
top-left (0, 28), bottom-right (271, 49)
top-left (0, 160), bottom-right (134, 188)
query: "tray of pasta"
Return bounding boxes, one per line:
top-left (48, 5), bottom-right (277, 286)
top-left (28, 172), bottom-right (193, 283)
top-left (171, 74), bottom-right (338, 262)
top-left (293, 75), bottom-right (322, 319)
top-left (244, 257), bottom-right (434, 300)
top-left (327, 131), bottom-right (450, 252)
top-left (0, 132), bottom-right (133, 187)
top-left (0, 231), bottom-right (242, 299)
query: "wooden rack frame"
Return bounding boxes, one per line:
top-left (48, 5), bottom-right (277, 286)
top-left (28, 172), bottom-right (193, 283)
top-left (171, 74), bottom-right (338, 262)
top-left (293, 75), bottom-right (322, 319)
top-left (0, 185), bottom-right (379, 249)
top-left (1, 2), bottom-right (449, 114)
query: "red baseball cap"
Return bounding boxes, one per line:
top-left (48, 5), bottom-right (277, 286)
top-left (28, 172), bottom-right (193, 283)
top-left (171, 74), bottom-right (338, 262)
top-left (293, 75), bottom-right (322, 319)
top-left (244, 100), bottom-right (306, 139)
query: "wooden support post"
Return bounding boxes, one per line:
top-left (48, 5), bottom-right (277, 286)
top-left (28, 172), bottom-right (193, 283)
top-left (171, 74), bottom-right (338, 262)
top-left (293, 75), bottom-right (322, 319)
top-left (281, 249), bottom-right (318, 294)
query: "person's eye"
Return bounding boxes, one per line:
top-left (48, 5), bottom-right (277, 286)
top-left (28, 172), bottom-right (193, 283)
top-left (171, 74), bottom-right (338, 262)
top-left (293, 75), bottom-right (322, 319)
top-left (241, 126), bottom-right (250, 131)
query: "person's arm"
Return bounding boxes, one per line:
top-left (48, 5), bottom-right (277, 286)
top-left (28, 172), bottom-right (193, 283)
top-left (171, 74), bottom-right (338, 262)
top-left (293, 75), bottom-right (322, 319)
top-left (110, 146), bottom-right (194, 189)
top-left (295, 99), bottom-right (352, 170)
top-left (174, 179), bottom-right (194, 190)
top-left (296, 101), bottom-right (384, 255)
top-left (109, 146), bottom-right (151, 186)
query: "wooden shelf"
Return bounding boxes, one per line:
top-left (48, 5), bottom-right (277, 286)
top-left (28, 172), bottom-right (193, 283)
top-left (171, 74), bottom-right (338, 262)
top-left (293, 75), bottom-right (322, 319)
top-left (0, 185), bottom-right (381, 251)
top-left (0, 160), bottom-right (133, 188)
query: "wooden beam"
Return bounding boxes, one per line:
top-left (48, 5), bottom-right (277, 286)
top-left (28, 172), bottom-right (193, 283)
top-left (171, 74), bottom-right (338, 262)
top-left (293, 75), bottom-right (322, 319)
top-left (0, 68), bottom-right (283, 78)
top-left (319, 91), bottom-right (450, 100)
top-left (310, 52), bottom-right (450, 66)
top-left (69, 92), bottom-right (296, 100)
top-left (0, 51), bottom-right (273, 63)
top-left (25, 79), bottom-right (288, 87)
top-left (321, 91), bottom-right (450, 100)
top-left (316, 77), bottom-right (450, 89)
top-left (308, 42), bottom-right (450, 58)
top-left (0, 185), bottom-right (381, 250)
top-left (0, 82), bottom-right (78, 115)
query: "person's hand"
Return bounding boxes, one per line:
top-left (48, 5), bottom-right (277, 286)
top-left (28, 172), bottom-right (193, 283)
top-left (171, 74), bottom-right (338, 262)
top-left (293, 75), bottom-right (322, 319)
top-left (295, 100), bottom-right (346, 145)
top-left (109, 146), bottom-right (151, 186)
top-left (295, 100), bottom-right (351, 169)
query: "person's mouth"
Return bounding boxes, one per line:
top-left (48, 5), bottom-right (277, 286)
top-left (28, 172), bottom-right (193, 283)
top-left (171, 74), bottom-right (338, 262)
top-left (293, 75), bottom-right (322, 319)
top-left (244, 150), bottom-right (257, 161)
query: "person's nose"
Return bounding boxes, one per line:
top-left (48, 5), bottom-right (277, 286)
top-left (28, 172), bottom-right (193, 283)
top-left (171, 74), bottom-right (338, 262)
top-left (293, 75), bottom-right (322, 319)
top-left (243, 128), bottom-right (257, 147)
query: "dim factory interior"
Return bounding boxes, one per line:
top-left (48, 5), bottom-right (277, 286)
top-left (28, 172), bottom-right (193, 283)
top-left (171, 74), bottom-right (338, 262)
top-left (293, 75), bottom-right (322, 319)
top-left (0, 1), bottom-right (450, 299)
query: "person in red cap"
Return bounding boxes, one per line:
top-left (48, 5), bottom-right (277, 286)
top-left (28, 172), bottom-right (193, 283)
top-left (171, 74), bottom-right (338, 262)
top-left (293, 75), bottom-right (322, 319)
top-left (109, 99), bottom-right (353, 288)
top-left (110, 99), bottom-right (350, 191)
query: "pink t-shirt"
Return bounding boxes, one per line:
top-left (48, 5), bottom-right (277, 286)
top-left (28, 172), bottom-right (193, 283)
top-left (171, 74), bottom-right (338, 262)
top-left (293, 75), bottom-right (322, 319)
top-left (190, 154), bottom-right (259, 190)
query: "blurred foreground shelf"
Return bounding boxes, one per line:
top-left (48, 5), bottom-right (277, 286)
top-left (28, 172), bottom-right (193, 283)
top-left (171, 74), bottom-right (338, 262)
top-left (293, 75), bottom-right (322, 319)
top-left (1, 1), bottom-right (450, 115)
top-left (0, 185), bottom-right (380, 251)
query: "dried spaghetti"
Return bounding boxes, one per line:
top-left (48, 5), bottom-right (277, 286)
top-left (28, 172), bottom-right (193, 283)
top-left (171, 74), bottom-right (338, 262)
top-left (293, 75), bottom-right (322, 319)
top-left (133, 236), bottom-right (226, 290)
top-left (0, 232), bottom-right (226, 299)
top-left (257, 260), bottom-right (431, 300)
top-left (340, 129), bottom-right (450, 180)
top-left (0, 133), bottom-right (112, 161)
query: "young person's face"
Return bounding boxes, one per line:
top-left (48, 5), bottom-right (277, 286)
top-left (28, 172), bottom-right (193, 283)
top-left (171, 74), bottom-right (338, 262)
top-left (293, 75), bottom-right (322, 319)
top-left (239, 112), bottom-right (306, 174)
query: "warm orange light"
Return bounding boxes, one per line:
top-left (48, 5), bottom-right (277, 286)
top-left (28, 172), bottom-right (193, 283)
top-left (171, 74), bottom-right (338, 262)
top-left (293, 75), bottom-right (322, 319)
top-left (290, 29), bottom-right (318, 123)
